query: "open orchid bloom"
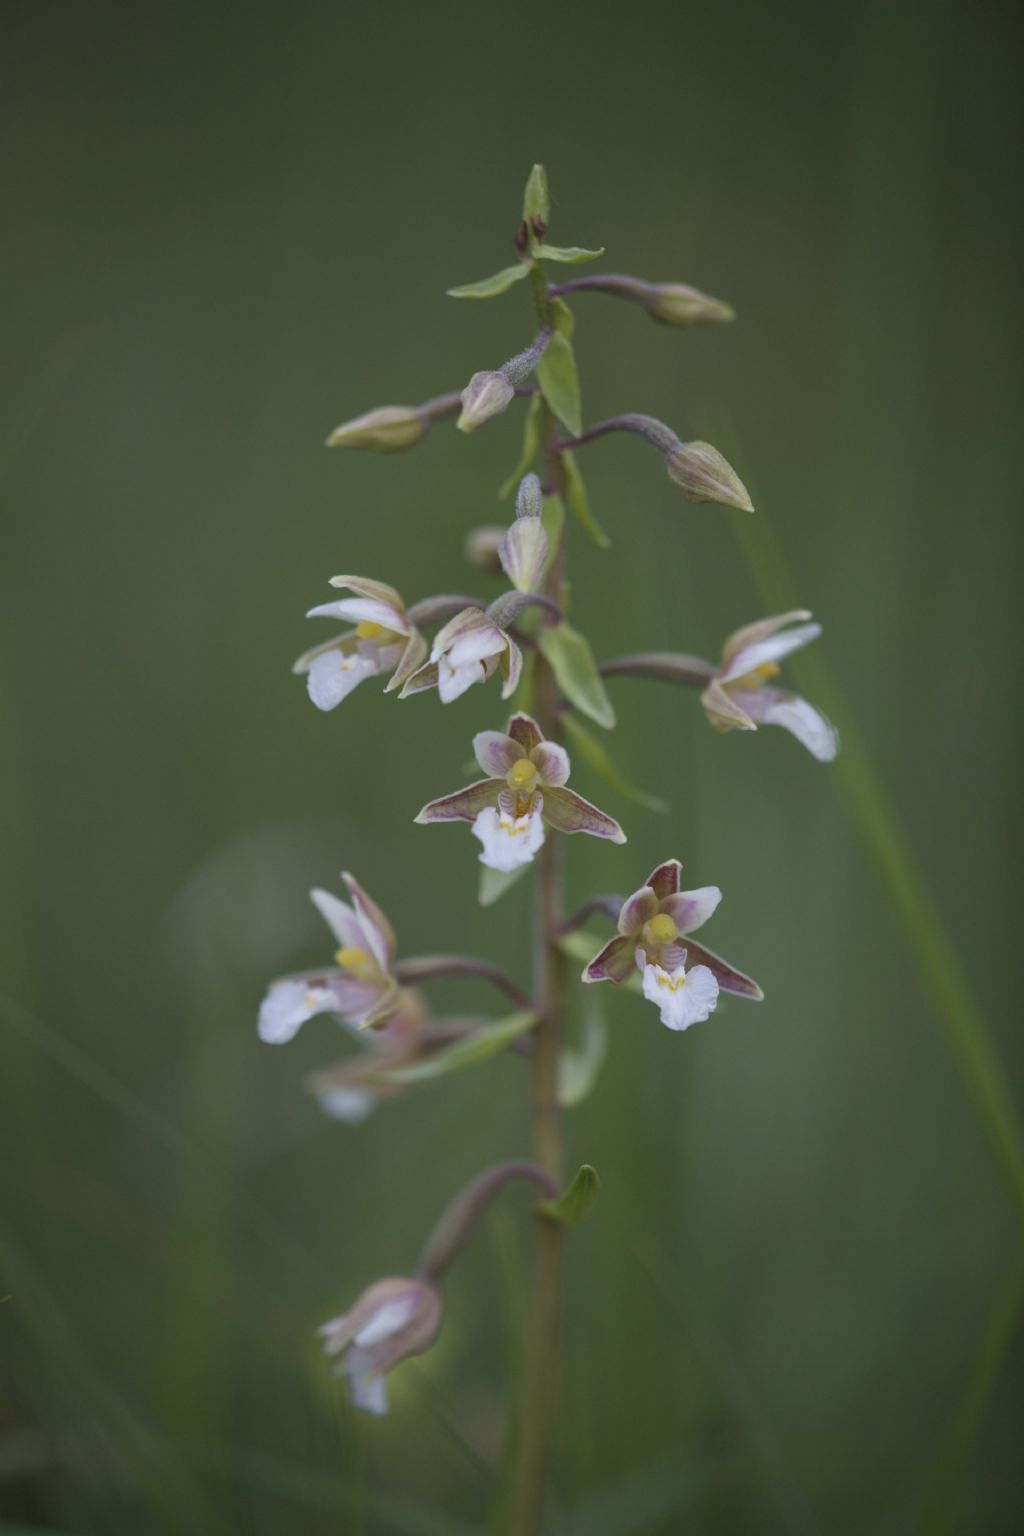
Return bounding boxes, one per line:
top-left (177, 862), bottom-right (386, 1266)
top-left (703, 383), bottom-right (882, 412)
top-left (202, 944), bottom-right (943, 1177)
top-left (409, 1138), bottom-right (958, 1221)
top-left (319, 1276), bottom-right (442, 1416)
top-left (294, 575), bottom-right (427, 711)
top-left (582, 858), bottom-right (763, 1030)
top-left (306, 988), bottom-right (429, 1123)
top-left (258, 873), bottom-right (401, 1041)
top-left (399, 607), bottom-right (522, 704)
top-left (415, 713), bottom-right (625, 872)
top-left (701, 610), bottom-right (838, 762)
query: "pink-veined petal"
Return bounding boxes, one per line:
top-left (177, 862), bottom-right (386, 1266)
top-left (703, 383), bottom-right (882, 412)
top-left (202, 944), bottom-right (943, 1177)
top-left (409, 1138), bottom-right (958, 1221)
top-left (719, 622), bottom-right (822, 684)
top-left (306, 596), bottom-right (409, 634)
top-left (342, 873), bottom-right (396, 969)
top-left (720, 609), bottom-right (812, 669)
top-left (328, 574), bottom-right (407, 611)
top-left (473, 731), bottom-right (523, 778)
top-left (733, 686), bottom-right (839, 762)
top-left (647, 860), bottom-right (682, 900)
top-left (542, 786), bottom-right (625, 842)
top-left (310, 887), bottom-right (364, 949)
top-left (531, 740), bottom-right (570, 787)
top-left (681, 937), bottom-right (764, 1000)
top-left (582, 932), bottom-right (635, 984)
top-left (415, 779), bottom-right (501, 824)
top-left (430, 607), bottom-right (490, 657)
top-left (446, 624), bottom-right (507, 669)
top-left (660, 885), bottom-right (722, 935)
top-left (506, 714), bottom-right (544, 754)
top-left (399, 660), bottom-right (439, 698)
top-left (617, 885), bottom-right (658, 935)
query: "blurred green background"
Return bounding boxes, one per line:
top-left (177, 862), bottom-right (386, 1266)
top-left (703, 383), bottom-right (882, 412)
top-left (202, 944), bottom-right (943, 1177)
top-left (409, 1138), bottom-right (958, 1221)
top-left (2, 1), bottom-right (1021, 1531)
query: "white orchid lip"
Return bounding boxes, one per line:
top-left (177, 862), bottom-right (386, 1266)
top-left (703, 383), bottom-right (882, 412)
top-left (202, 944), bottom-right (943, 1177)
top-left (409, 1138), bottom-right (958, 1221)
top-left (701, 611), bottom-right (838, 762)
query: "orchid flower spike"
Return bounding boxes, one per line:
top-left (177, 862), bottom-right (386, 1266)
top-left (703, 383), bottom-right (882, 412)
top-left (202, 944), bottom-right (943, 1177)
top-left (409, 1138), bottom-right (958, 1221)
top-left (415, 712), bottom-right (625, 873)
top-left (583, 858), bottom-right (763, 1030)
top-left (294, 576), bottom-right (427, 711)
top-left (400, 607), bottom-right (523, 704)
top-left (319, 1276), bottom-right (442, 1415)
top-left (258, 873), bottom-right (401, 1042)
top-left (701, 611), bottom-right (839, 762)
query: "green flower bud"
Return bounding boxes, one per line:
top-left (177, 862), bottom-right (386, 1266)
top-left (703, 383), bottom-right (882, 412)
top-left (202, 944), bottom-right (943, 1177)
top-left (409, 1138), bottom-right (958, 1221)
top-left (457, 371), bottom-right (516, 433)
top-left (665, 441), bottom-right (753, 511)
top-left (326, 405), bottom-right (426, 452)
top-left (647, 283), bottom-right (735, 327)
top-left (523, 164), bottom-right (550, 227)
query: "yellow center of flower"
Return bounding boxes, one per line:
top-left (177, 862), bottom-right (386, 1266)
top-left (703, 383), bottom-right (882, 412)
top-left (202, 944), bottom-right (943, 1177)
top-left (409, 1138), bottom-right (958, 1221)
top-left (356, 620), bottom-right (385, 640)
top-left (642, 913), bottom-right (678, 948)
top-left (654, 970), bottom-right (685, 991)
top-left (729, 659), bottom-right (780, 690)
top-left (335, 945), bottom-right (373, 974)
top-left (506, 758), bottom-right (540, 793)
top-left (499, 815), bottom-right (530, 838)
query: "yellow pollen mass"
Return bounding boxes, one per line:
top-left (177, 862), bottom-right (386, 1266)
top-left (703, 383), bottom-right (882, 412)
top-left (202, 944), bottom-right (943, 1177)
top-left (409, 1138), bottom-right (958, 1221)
top-left (729, 659), bottom-right (780, 690)
top-left (356, 620), bottom-right (385, 640)
top-left (655, 970), bottom-right (685, 992)
top-left (643, 913), bottom-right (678, 947)
top-left (506, 758), bottom-right (540, 793)
top-left (335, 945), bottom-right (372, 973)
top-left (499, 815), bottom-right (530, 838)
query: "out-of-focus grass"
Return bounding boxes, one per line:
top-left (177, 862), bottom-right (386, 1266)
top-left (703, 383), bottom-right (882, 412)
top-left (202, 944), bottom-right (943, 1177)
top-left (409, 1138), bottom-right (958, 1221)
top-left (1, 0), bottom-right (1021, 1532)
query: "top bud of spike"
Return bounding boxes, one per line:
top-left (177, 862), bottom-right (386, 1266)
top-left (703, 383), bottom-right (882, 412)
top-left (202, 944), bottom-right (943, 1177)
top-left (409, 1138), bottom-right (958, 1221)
top-left (523, 164), bottom-right (550, 228)
top-left (326, 405), bottom-right (427, 452)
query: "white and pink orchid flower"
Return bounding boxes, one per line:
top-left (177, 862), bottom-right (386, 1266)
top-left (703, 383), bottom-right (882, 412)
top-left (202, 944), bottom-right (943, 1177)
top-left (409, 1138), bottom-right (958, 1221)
top-left (319, 1276), bottom-right (442, 1416)
top-left (258, 873), bottom-right (401, 1041)
top-left (583, 858), bottom-right (762, 1031)
top-left (415, 713), bottom-right (625, 872)
top-left (294, 575), bottom-right (427, 711)
top-left (701, 610), bottom-right (838, 762)
top-left (400, 607), bottom-right (522, 705)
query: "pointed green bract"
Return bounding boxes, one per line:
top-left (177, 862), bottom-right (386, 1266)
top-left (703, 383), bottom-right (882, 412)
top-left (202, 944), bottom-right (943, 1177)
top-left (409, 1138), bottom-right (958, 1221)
top-left (557, 997), bottom-right (609, 1108)
top-left (533, 243), bottom-right (604, 264)
top-left (523, 164), bottom-right (550, 225)
top-left (539, 494), bottom-right (565, 578)
top-left (538, 1164), bottom-right (600, 1225)
top-left (536, 332), bottom-right (582, 437)
top-left (499, 393), bottom-right (544, 499)
top-left (373, 1010), bottom-right (539, 1085)
top-left (448, 263), bottom-right (534, 300)
top-left (562, 713), bottom-right (667, 812)
top-left (479, 861), bottom-right (531, 907)
top-left (539, 623), bottom-right (616, 730)
top-left (562, 449), bottom-right (610, 549)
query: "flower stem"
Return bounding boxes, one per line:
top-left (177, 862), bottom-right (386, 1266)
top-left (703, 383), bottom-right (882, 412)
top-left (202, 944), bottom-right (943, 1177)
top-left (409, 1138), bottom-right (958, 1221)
top-left (509, 396), bottom-right (568, 1536)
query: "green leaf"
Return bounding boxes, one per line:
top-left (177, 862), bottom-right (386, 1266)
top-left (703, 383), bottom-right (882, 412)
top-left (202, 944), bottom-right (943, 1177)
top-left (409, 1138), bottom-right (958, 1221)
top-left (447, 263), bottom-right (533, 300)
top-left (540, 494), bottom-right (565, 577)
top-left (536, 332), bottom-right (582, 437)
top-left (479, 861), bottom-right (531, 907)
top-left (563, 713), bottom-right (667, 813)
top-left (523, 164), bottom-right (549, 225)
top-left (549, 295), bottom-right (575, 337)
top-left (562, 449), bottom-right (611, 549)
top-left (373, 1010), bottom-right (539, 1085)
top-left (538, 1164), bottom-right (600, 1225)
top-left (539, 623), bottom-right (616, 729)
top-left (533, 243), bottom-right (604, 264)
top-left (558, 996), bottom-right (609, 1108)
top-left (499, 393), bottom-right (543, 499)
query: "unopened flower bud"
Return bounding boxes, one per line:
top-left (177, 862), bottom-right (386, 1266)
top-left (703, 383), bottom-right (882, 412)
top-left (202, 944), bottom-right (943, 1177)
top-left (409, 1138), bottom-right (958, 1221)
top-left (326, 405), bottom-right (427, 452)
top-left (647, 283), bottom-right (734, 326)
top-left (665, 441), bottom-right (753, 512)
top-left (498, 516), bottom-right (548, 592)
top-left (464, 525), bottom-right (507, 572)
top-left (515, 471), bottom-right (543, 521)
top-left (319, 1276), bottom-right (442, 1415)
top-left (523, 163), bottom-right (550, 226)
top-left (457, 371), bottom-right (516, 433)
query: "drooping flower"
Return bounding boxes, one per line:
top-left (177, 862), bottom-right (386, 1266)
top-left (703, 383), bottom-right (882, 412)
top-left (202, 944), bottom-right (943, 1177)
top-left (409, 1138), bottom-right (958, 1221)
top-left (400, 607), bottom-right (522, 705)
top-left (701, 610), bottom-right (838, 761)
top-left (258, 873), bottom-right (401, 1040)
top-left (293, 576), bottom-right (426, 712)
top-left (415, 712), bottom-right (625, 872)
top-left (306, 988), bottom-right (429, 1124)
top-left (582, 858), bottom-right (763, 1030)
top-left (319, 1276), bottom-right (442, 1415)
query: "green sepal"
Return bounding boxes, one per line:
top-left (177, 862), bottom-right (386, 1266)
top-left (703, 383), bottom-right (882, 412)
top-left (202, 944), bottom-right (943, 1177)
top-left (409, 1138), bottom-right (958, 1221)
top-left (447, 263), bottom-right (533, 300)
top-left (480, 861), bottom-right (531, 907)
top-left (523, 164), bottom-right (550, 224)
top-left (562, 449), bottom-right (611, 549)
top-left (558, 995), bottom-right (609, 1108)
top-left (539, 623), bottom-right (616, 730)
top-left (536, 332), bottom-right (582, 437)
top-left (538, 1164), bottom-right (600, 1225)
top-left (533, 243), bottom-right (604, 265)
top-left (562, 712), bottom-right (667, 813)
top-left (499, 393), bottom-right (543, 499)
top-left (372, 1010), bottom-right (539, 1085)
top-left (559, 930), bottom-right (643, 995)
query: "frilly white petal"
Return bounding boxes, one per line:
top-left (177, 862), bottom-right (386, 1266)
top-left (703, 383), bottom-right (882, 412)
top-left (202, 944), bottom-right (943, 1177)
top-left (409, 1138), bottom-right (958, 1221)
top-left (307, 650), bottom-right (378, 710)
top-left (641, 963), bottom-right (720, 1031)
top-left (472, 804), bottom-right (545, 872)
top-left (257, 979), bottom-right (334, 1043)
top-left (437, 654), bottom-right (494, 703)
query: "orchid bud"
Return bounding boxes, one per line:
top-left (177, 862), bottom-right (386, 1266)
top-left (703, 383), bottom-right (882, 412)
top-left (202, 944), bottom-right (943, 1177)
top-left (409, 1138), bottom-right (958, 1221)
top-left (457, 370), bottom-right (516, 433)
top-left (499, 517), bottom-right (548, 592)
top-left (515, 471), bottom-right (543, 521)
top-left (463, 524), bottom-right (507, 572)
top-left (665, 441), bottom-right (753, 512)
top-left (326, 405), bottom-right (427, 452)
top-left (523, 163), bottom-right (550, 227)
top-left (319, 1276), bottom-right (442, 1415)
top-left (647, 283), bottom-right (734, 327)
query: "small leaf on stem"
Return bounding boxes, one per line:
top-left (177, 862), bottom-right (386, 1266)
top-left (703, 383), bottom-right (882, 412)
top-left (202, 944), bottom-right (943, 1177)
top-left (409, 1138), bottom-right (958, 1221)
top-left (536, 332), bottom-right (582, 438)
top-left (533, 244), bottom-right (605, 264)
top-left (447, 263), bottom-right (534, 300)
top-left (537, 1164), bottom-right (601, 1224)
top-left (372, 1010), bottom-right (539, 1085)
top-left (562, 450), bottom-right (611, 549)
top-left (539, 623), bottom-right (616, 730)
